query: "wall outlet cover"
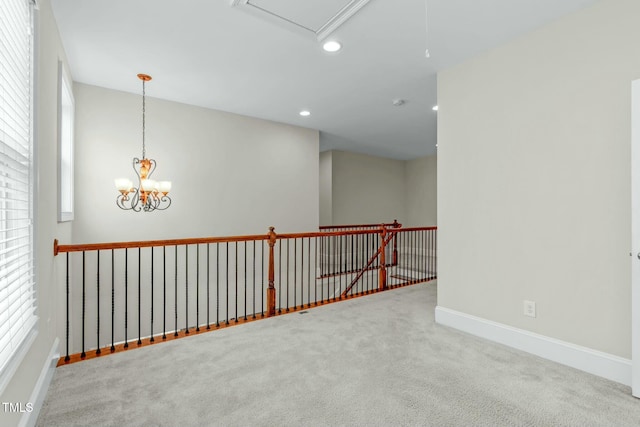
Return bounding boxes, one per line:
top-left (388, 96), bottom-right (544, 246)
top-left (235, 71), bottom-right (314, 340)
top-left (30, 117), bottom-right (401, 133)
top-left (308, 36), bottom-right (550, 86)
top-left (523, 300), bottom-right (536, 318)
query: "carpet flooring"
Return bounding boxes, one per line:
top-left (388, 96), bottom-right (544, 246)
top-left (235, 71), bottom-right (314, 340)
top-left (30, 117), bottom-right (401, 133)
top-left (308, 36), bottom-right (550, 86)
top-left (37, 282), bottom-right (640, 426)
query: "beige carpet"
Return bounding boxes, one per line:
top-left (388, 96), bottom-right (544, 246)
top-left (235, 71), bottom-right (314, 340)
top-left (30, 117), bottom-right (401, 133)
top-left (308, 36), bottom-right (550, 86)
top-left (37, 282), bottom-right (640, 426)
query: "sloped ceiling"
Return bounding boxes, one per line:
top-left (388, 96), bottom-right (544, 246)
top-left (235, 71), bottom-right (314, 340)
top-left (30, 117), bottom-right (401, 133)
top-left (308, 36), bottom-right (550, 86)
top-left (51, 0), bottom-right (598, 160)
top-left (231, 0), bottom-right (370, 40)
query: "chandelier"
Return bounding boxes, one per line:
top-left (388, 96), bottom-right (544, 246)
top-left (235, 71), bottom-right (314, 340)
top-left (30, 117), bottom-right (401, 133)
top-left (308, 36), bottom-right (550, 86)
top-left (115, 74), bottom-right (171, 212)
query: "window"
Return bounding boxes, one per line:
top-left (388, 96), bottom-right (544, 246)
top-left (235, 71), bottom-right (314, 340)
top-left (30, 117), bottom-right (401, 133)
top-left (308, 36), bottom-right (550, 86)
top-left (58, 62), bottom-right (74, 222)
top-left (0, 0), bottom-right (37, 388)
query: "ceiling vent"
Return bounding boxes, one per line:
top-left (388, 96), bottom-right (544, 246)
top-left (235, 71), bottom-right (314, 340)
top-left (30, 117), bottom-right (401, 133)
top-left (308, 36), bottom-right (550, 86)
top-left (229, 0), bottom-right (371, 41)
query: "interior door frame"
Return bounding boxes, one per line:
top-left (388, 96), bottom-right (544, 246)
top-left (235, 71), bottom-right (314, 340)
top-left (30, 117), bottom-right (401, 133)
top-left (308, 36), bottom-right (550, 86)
top-left (632, 79), bottom-right (640, 397)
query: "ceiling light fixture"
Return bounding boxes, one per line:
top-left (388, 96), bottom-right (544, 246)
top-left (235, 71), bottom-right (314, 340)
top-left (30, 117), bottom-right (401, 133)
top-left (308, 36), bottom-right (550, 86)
top-left (299, 110), bottom-right (311, 117)
top-left (432, 105), bottom-right (438, 111)
top-left (115, 74), bottom-right (172, 212)
top-left (322, 40), bottom-right (342, 53)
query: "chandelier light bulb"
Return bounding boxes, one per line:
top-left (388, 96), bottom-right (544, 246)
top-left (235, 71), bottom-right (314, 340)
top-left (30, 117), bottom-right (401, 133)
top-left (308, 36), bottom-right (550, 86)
top-left (141, 179), bottom-right (156, 192)
top-left (114, 178), bottom-right (132, 192)
top-left (158, 181), bottom-right (172, 194)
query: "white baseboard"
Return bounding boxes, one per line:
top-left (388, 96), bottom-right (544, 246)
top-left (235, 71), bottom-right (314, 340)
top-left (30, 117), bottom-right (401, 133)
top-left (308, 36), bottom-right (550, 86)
top-left (435, 306), bottom-right (631, 386)
top-left (20, 338), bottom-right (59, 427)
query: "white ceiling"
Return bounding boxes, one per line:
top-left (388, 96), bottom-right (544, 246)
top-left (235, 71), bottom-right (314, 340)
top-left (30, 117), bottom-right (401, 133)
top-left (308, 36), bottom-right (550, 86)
top-left (237, 0), bottom-right (362, 36)
top-left (50, 0), bottom-right (599, 160)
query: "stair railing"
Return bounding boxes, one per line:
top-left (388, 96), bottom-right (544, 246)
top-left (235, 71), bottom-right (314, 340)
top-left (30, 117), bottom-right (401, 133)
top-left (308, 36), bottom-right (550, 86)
top-left (53, 223), bottom-right (436, 364)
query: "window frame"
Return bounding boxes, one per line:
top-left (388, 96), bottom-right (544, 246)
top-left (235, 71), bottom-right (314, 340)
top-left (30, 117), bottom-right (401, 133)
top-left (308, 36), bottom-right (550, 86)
top-left (57, 60), bottom-right (74, 222)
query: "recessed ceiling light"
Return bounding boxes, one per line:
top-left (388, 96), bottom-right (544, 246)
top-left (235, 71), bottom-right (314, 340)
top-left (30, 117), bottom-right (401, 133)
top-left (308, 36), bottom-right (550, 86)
top-left (322, 41), bottom-right (342, 53)
top-left (432, 105), bottom-right (439, 111)
top-left (299, 110), bottom-right (311, 117)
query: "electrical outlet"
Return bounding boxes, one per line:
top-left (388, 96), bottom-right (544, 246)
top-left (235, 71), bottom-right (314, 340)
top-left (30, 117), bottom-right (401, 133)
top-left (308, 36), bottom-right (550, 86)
top-left (523, 300), bottom-right (536, 318)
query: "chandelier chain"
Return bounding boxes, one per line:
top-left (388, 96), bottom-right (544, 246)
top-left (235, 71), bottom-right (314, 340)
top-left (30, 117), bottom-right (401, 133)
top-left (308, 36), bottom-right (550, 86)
top-left (142, 78), bottom-right (146, 159)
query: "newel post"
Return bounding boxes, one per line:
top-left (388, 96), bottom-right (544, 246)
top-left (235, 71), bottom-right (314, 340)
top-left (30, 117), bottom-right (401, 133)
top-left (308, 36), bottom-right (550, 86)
top-left (267, 226), bottom-right (277, 317)
top-left (379, 225), bottom-right (387, 291)
top-left (391, 219), bottom-right (400, 266)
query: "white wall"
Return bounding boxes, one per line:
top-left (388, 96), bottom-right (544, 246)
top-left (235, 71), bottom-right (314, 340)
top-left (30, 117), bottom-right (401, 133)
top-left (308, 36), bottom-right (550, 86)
top-left (72, 83), bottom-right (319, 244)
top-left (56, 83), bottom-right (320, 359)
top-left (438, 0), bottom-right (640, 359)
top-left (406, 155), bottom-right (437, 227)
top-left (319, 151), bottom-right (333, 226)
top-left (0, 0), bottom-right (72, 424)
top-left (320, 150), bottom-right (436, 228)
top-left (330, 150), bottom-right (407, 225)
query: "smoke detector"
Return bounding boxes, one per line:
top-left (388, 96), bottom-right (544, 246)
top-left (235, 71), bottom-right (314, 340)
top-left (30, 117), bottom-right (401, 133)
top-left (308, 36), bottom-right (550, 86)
top-left (392, 99), bottom-right (406, 107)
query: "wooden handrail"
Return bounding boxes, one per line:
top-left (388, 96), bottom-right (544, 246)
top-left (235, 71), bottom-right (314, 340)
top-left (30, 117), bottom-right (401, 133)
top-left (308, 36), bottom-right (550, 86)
top-left (319, 220), bottom-right (401, 230)
top-left (52, 225), bottom-right (438, 256)
top-left (388, 226), bottom-right (437, 233)
top-left (53, 228), bottom-right (420, 256)
top-left (53, 233), bottom-right (270, 255)
top-left (277, 229), bottom-right (383, 240)
top-left (275, 226), bottom-right (436, 241)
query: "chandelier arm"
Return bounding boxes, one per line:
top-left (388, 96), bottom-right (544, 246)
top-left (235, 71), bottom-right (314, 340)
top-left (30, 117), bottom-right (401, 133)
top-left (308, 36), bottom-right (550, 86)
top-left (132, 187), bottom-right (142, 212)
top-left (116, 195), bottom-right (132, 210)
top-left (132, 157), bottom-right (141, 177)
top-left (147, 158), bottom-right (157, 178)
top-left (148, 198), bottom-right (157, 211)
top-left (147, 195), bottom-right (158, 212)
top-left (154, 195), bottom-right (172, 211)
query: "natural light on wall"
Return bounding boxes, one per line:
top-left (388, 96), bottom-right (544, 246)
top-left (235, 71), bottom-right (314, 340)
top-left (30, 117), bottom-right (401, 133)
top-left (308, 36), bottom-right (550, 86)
top-left (0, 0), bottom-right (37, 393)
top-left (58, 61), bottom-right (74, 222)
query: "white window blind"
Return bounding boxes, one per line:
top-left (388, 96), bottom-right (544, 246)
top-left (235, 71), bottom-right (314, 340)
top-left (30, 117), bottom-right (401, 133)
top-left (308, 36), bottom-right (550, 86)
top-left (0, 0), bottom-right (36, 377)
